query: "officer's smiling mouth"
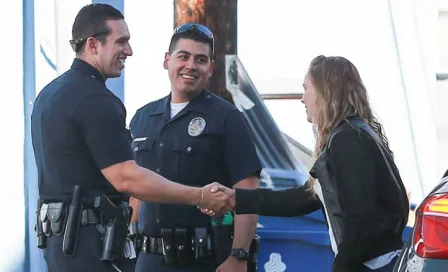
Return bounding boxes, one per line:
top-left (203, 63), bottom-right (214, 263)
top-left (180, 74), bottom-right (197, 80)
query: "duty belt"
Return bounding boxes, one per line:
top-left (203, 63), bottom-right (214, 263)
top-left (36, 191), bottom-right (133, 267)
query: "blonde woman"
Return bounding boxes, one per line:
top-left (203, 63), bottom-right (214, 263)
top-left (207, 56), bottom-right (410, 272)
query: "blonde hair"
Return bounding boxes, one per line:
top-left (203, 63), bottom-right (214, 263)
top-left (307, 56), bottom-right (392, 185)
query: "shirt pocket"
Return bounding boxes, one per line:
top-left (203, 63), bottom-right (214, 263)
top-left (132, 137), bottom-right (156, 168)
top-left (172, 138), bottom-right (216, 185)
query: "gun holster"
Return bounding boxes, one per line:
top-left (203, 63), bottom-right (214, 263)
top-left (95, 196), bottom-right (132, 263)
top-left (212, 224), bottom-right (233, 265)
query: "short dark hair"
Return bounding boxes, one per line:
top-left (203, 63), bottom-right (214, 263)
top-left (71, 3), bottom-right (124, 53)
top-left (168, 31), bottom-right (214, 59)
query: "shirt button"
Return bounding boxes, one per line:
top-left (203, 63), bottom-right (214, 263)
top-left (157, 168), bottom-right (161, 173)
top-left (134, 147), bottom-right (139, 151)
top-left (187, 147), bottom-right (192, 152)
top-left (159, 143), bottom-right (164, 147)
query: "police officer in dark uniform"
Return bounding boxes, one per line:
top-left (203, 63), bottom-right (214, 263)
top-left (31, 5), bottom-right (233, 272)
top-left (129, 23), bottom-right (262, 272)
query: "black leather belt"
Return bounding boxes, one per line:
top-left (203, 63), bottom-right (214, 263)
top-left (141, 234), bottom-right (213, 255)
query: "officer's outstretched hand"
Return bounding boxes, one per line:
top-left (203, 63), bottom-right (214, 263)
top-left (200, 184), bottom-right (236, 217)
top-left (199, 182), bottom-right (235, 216)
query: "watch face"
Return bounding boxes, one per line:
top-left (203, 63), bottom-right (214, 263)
top-left (232, 248), bottom-right (249, 260)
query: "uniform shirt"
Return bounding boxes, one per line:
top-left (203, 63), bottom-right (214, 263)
top-left (130, 90), bottom-right (262, 236)
top-left (31, 58), bottom-right (134, 204)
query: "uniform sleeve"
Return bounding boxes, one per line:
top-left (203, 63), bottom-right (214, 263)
top-left (328, 128), bottom-right (378, 270)
top-left (223, 109), bottom-right (262, 186)
top-left (73, 95), bottom-right (134, 170)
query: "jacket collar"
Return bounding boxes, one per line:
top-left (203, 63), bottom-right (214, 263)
top-left (335, 114), bottom-right (360, 128)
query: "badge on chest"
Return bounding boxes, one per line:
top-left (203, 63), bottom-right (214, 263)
top-left (188, 117), bottom-right (206, 137)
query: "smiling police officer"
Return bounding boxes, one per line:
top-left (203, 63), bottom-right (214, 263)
top-left (31, 5), bottom-right (233, 272)
top-left (129, 23), bottom-right (261, 272)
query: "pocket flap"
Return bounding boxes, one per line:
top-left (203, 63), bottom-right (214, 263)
top-left (132, 138), bottom-right (155, 152)
top-left (47, 202), bottom-right (65, 223)
top-left (194, 228), bottom-right (208, 247)
top-left (40, 204), bottom-right (48, 222)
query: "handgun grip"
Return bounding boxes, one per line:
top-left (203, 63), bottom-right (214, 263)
top-left (94, 195), bottom-right (119, 217)
top-left (100, 222), bottom-right (116, 262)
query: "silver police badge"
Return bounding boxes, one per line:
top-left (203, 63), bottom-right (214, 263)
top-left (188, 117), bottom-right (206, 137)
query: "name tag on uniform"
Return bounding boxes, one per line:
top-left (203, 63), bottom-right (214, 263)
top-left (133, 137), bottom-right (147, 142)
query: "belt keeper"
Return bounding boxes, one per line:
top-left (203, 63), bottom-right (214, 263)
top-left (142, 236), bottom-right (148, 253)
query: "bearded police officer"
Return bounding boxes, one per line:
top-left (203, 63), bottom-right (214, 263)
top-left (129, 23), bottom-right (261, 272)
top-left (31, 5), bottom-right (233, 272)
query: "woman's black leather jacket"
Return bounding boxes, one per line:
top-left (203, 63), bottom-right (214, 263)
top-left (235, 117), bottom-right (409, 272)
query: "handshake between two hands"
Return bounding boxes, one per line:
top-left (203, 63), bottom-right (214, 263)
top-left (197, 182), bottom-right (235, 217)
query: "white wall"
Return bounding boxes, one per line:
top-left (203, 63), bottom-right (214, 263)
top-left (237, 0), bottom-right (439, 201)
top-left (0, 0), bottom-right (24, 270)
top-left (55, 0), bottom-right (92, 76)
top-left (124, 0), bottom-right (174, 123)
top-left (438, 0), bottom-right (448, 73)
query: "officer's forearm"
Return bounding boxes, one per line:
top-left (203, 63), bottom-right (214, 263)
top-left (232, 214), bottom-right (258, 251)
top-left (127, 166), bottom-right (202, 205)
top-left (103, 160), bottom-right (202, 206)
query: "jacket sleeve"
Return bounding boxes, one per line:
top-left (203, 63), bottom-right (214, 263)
top-left (234, 181), bottom-right (322, 217)
top-left (329, 128), bottom-right (378, 271)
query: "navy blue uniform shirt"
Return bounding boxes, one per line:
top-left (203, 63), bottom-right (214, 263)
top-left (31, 58), bottom-right (134, 204)
top-left (130, 90), bottom-right (262, 236)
